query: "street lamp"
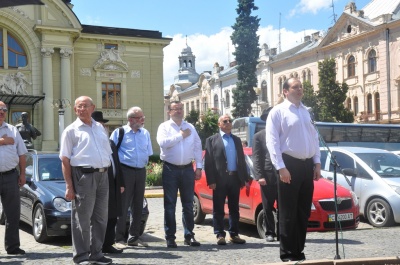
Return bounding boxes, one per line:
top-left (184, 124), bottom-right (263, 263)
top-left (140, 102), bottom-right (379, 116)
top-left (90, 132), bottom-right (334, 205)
top-left (52, 99), bottom-right (71, 148)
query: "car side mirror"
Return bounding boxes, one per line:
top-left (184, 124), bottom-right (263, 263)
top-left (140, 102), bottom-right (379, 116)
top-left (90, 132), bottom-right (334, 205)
top-left (342, 168), bottom-right (357, 177)
top-left (25, 176), bottom-right (32, 186)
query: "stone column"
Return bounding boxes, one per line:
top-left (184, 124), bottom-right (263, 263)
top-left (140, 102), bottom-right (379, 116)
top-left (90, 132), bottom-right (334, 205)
top-left (41, 47), bottom-right (57, 151)
top-left (60, 48), bottom-right (73, 126)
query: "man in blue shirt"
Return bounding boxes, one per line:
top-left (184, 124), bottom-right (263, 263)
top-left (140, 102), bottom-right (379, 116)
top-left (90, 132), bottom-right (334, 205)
top-left (110, 106), bottom-right (153, 247)
top-left (204, 114), bottom-right (249, 245)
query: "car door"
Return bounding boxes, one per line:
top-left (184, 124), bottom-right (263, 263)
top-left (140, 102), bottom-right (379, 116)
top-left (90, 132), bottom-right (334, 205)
top-left (20, 153), bottom-right (34, 222)
top-left (238, 155), bottom-right (258, 221)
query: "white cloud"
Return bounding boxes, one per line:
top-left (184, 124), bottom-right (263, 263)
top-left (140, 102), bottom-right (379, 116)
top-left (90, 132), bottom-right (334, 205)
top-left (290, 0), bottom-right (334, 16)
top-left (163, 25), bottom-right (319, 89)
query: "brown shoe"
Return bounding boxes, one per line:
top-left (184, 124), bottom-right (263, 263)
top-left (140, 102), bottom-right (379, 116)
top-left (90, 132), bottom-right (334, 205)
top-left (217, 237), bottom-right (226, 245)
top-left (229, 235), bottom-right (246, 244)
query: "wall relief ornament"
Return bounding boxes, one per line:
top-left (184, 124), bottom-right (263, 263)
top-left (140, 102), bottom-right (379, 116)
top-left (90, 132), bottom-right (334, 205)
top-left (131, 70), bottom-right (141, 78)
top-left (93, 48), bottom-right (128, 71)
top-left (80, 68), bottom-right (92, 76)
top-left (0, 72), bottom-right (31, 95)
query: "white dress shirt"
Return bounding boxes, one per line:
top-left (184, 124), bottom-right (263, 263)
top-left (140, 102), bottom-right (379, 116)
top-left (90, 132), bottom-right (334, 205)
top-left (0, 122), bottom-right (28, 172)
top-left (266, 99), bottom-right (320, 170)
top-left (156, 119), bottom-right (202, 168)
top-left (59, 118), bottom-right (111, 168)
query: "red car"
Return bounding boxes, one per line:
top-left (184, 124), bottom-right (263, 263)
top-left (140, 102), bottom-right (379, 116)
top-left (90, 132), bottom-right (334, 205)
top-left (193, 148), bottom-right (360, 238)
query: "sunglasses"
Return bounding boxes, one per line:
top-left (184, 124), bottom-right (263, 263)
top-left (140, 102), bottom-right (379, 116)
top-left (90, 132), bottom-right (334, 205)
top-left (222, 119), bottom-right (232, 124)
top-left (0, 107), bottom-right (8, 112)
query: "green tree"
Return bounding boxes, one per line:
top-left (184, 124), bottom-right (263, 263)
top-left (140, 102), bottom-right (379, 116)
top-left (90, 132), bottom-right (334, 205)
top-left (196, 110), bottom-right (219, 149)
top-left (231, 0), bottom-right (260, 118)
top-left (301, 80), bottom-right (321, 121)
top-left (184, 109), bottom-right (200, 126)
top-left (317, 58), bottom-right (354, 123)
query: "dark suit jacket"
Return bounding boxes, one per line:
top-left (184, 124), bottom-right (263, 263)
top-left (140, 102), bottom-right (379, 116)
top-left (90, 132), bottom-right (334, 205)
top-left (252, 129), bottom-right (277, 186)
top-left (108, 140), bottom-right (125, 219)
top-left (204, 132), bottom-right (249, 187)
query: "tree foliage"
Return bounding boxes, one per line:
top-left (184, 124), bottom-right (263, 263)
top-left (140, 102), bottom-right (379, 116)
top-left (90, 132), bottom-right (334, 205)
top-left (185, 109), bottom-right (219, 149)
top-left (230, 0), bottom-right (260, 118)
top-left (303, 58), bottom-right (354, 123)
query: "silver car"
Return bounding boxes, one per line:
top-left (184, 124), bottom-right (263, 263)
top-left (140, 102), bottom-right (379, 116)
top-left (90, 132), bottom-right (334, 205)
top-left (320, 147), bottom-right (400, 227)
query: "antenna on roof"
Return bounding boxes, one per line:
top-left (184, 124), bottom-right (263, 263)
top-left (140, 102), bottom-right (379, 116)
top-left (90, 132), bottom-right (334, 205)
top-left (185, 35), bottom-right (188, 46)
top-left (330, 0), bottom-right (337, 24)
top-left (278, 12), bottom-right (282, 54)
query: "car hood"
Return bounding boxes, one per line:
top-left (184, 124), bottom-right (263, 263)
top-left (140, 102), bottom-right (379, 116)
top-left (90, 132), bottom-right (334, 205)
top-left (36, 181), bottom-right (66, 198)
top-left (382, 177), bottom-right (400, 186)
top-left (313, 178), bottom-right (351, 200)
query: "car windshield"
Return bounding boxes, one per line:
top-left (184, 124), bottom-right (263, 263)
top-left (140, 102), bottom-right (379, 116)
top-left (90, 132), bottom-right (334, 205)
top-left (39, 157), bottom-right (64, 181)
top-left (355, 152), bottom-right (400, 177)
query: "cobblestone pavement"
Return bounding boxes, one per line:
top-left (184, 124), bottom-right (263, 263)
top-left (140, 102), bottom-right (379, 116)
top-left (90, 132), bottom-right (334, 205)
top-left (1, 198), bottom-right (400, 265)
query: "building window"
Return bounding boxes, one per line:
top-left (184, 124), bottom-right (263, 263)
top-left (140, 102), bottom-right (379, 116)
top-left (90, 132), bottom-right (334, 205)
top-left (214, 94), bottom-right (219, 108)
top-left (0, 28), bottom-right (28, 68)
top-left (186, 102), bottom-right (189, 114)
top-left (368, 49), bottom-right (377, 73)
top-left (348, 55), bottom-right (356, 77)
top-left (104, 43), bottom-right (118, 50)
top-left (367, 94), bottom-right (372, 114)
top-left (261, 81), bottom-right (268, 102)
top-left (302, 71), bottom-right (306, 83)
top-left (225, 91), bottom-right (230, 107)
top-left (353, 96), bottom-right (359, 116)
top-left (191, 101), bottom-right (194, 110)
top-left (279, 78), bottom-right (283, 94)
top-left (346, 98), bottom-right (351, 110)
top-left (375, 92), bottom-right (380, 120)
top-left (102, 83), bottom-right (121, 109)
top-left (307, 70), bottom-right (311, 82)
top-left (196, 99), bottom-right (200, 110)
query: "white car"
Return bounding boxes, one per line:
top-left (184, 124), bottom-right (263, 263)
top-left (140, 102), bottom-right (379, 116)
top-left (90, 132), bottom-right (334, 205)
top-left (320, 146), bottom-right (400, 227)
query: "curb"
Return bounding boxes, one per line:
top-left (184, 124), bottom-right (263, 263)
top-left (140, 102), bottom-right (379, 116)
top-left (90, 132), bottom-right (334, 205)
top-left (270, 256), bottom-right (400, 265)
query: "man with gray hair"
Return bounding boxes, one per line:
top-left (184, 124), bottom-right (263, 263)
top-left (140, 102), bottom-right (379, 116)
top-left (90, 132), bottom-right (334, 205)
top-left (110, 106), bottom-right (153, 248)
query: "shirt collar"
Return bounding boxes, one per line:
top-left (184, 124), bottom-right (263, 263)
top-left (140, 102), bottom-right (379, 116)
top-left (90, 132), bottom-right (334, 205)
top-left (283, 99), bottom-right (306, 110)
top-left (0, 122), bottom-right (9, 129)
top-left (220, 130), bottom-right (231, 138)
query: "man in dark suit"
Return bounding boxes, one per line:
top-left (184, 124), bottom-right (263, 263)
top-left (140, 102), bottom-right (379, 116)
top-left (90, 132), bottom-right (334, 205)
top-left (252, 107), bottom-right (278, 242)
top-left (204, 114), bottom-right (249, 245)
top-left (92, 111), bottom-right (125, 254)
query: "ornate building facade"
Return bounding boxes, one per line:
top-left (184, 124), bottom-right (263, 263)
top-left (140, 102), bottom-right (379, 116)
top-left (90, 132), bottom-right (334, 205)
top-left (0, 0), bottom-right (171, 151)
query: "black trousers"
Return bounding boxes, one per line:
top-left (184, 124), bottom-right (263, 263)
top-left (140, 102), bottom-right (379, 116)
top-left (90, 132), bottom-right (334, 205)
top-left (278, 154), bottom-right (314, 261)
top-left (260, 181), bottom-right (278, 237)
top-left (103, 218), bottom-right (117, 247)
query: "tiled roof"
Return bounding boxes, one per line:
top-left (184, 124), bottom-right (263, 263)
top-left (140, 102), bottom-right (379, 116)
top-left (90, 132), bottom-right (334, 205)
top-left (362, 0), bottom-right (400, 20)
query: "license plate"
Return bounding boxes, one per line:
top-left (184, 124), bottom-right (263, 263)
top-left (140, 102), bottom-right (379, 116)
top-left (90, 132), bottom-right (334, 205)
top-left (328, 213), bottom-right (353, 222)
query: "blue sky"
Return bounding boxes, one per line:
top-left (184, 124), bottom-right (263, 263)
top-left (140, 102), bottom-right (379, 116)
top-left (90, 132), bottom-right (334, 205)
top-left (72, 0), bottom-right (371, 88)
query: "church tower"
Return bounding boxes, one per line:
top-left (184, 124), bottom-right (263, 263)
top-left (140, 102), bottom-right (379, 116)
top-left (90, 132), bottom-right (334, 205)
top-left (174, 39), bottom-right (199, 89)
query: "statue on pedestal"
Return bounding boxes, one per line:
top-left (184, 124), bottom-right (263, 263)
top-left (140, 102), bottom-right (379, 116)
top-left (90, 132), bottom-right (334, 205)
top-left (16, 112), bottom-right (41, 149)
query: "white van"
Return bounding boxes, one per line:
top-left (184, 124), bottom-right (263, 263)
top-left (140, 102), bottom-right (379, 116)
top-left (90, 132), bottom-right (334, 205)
top-left (320, 147), bottom-right (400, 227)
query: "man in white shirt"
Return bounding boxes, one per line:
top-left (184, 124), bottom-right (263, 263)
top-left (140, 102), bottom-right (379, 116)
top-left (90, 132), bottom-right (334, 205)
top-left (0, 101), bottom-right (27, 255)
top-left (156, 101), bottom-right (202, 248)
top-left (60, 96), bottom-right (112, 265)
top-left (266, 78), bottom-right (321, 262)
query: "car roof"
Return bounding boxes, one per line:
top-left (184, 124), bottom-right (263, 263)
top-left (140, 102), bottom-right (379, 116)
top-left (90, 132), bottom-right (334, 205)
top-left (321, 146), bottom-right (391, 154)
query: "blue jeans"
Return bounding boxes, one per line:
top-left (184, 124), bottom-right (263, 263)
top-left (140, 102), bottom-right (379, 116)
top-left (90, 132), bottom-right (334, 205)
top-left (162, 163), bottom-right (195, 240)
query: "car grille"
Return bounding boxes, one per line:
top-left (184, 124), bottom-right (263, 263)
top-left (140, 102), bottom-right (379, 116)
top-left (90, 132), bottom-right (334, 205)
top-left (323, 219), bottom-right (356, 229)
top-left (318, 198), bottom-right (353, 211)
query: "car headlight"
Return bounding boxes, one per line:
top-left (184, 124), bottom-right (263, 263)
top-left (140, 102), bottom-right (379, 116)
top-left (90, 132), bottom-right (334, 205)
top-left (311, 202), bottom-right (316, 210)
top-left (350, 191), bottom-right (359, 206)
top-left (53, 197), bottom-right (71, 212)
top-left (389, 185), bottom-right (400, 195)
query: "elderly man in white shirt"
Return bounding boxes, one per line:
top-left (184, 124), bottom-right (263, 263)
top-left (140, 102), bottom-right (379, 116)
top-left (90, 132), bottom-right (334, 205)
top-left (156, 101), bottom-right (202, 248)
top-left (266, 78), bottom-right (321, 262)
top-left (60, 96), bottom-right (112, 265)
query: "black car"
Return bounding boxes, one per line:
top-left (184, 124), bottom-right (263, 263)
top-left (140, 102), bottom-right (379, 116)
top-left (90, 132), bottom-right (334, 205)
top-left (0, 150), bottom-right (149, 243)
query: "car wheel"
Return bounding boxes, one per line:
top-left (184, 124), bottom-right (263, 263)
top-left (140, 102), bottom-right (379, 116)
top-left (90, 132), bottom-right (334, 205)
top-left (256, 209), bottom-right (266, 239)
top-left (366, 198), bottom-right (395, 227)
top-left (32, 204), bottom-right (49, 243)
top-left (0, 201), bottom-right (5, 225)
top-left (193, 195), bottom-right (205, 224)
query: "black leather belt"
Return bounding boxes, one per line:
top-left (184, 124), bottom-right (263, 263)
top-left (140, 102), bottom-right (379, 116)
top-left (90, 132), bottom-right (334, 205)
top-left (121, 164), bottom-right (144, 170)
top-left (0, 168), bottom-right (16, 175)
top-left (163, 161), bottom-right (192, 169)
top-left (282, 153), bottom-right (313, 163)
top-left (78, 167), bottom-right (108, 173)
top-left (227, 171), bottom-right (238, 176)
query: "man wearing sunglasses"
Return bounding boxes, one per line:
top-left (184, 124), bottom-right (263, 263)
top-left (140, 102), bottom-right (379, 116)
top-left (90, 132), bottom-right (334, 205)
top-left (0, 101), bottom-right (28, 255)
top-left (204, 114), bottom-right (249, 245)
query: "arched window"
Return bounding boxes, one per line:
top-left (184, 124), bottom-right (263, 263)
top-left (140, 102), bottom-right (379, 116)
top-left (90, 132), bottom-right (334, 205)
top-left (348, 55), bottom-right (356, 77)
top-left (294, 72), bottom-right (298, 79)
top-left (367, 94), bottom-right (372, 114)
top-left (183, 60), bottom-right (187, 68)
top-left (188, 60), bottom-right (192, 67)
top-left (214, 94), bottom-right (219, 108)
top-left (368, 49), bottom-right (377, 73)
top-left (375, 92), bottom-right (380, 120)
top-left (261, 80), bottom-right (267, 102)
top-left (302, 71), bottom-right (306, 83)
top-left (346, 98), bottom-right (351, 110)
top-left (279, 78), bottom-right (283, 94)
top-left (0, 28), bottom-right (28, 68)
top-left (353, 96), bottom-right (359, 116)
top-left (225, 91), bottom-right (230, 107)
top-left (307, 70), bottom-right (311, 82)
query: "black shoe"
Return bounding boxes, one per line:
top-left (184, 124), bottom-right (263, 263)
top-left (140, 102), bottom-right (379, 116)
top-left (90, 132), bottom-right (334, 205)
top-left (184, 237), bottom-right (201, 246)
top-left (166, 239), bottom-right (177, 248)
top-left (89, 256), bottom-right (112, 265)
top-left (7, 247), bottom-right (25, 255)
top-left (103, 245), bottom-right (123, 254)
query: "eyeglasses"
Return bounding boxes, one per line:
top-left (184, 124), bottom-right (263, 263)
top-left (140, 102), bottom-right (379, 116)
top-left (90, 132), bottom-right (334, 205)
top-left (170, 108), bottom-right (183, 111)
top-left (0, 107), bottom-right (8, 112)
top-left (130, 116), bottom-right (145, 120)
top-left (75, 104), bottom-right (93, 109)
top-left (222, 119), bottom-right (232, 124)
